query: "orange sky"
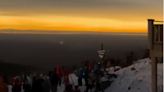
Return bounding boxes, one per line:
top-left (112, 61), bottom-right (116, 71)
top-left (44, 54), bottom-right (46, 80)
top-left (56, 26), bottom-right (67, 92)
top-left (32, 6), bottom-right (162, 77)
top-left (0, 0), bottom-right (163, 33)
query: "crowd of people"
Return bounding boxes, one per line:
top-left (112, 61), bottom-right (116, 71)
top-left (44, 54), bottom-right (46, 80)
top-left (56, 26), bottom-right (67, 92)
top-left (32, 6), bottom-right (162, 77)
top-left (75, 61), bottom-right (104, 92)
top-left (0, 61), bottom-right (106, 92)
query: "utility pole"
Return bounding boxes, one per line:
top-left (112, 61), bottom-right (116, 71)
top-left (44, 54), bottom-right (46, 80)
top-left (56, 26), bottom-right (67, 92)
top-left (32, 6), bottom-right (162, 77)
top-left (99, 43), bottom-right (106, 71)
top-left (101, 44), bottom-right (107, 72)
top-left (97, 44), bottom-right (105, 92)
top-left (101, 44), bottom-right (103, 50)
top-left (101, 44), bottom-right (105, 69)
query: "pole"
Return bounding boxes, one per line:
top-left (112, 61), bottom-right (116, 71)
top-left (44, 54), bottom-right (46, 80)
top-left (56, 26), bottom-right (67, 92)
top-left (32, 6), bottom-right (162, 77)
top-left (100, 44), bottom-right (106, 72)
top-left (101, 44), bottom-right (103, 50)
top-left (100, 44), bottom-right (104, 70)
top-left (148, 19), bottom-right (157, 92)
top-left (148, 19), bottom-right (154, 50)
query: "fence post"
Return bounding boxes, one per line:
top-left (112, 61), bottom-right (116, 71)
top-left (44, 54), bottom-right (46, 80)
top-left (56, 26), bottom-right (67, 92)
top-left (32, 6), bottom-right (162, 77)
top-left (148, 19), bottom-right (154, 50)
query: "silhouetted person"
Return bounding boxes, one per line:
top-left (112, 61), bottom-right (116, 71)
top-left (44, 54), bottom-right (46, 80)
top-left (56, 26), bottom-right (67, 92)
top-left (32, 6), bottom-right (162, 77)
top-left (95, 71), bottom-right (104, 92)
top-left (56, 65), bottom-right (62, 87)
top-left (32, 76), bottom-right (36, 92)
top-left (32, 75), bottom-right (44, 92)
top-left (94, 62), bottom-right (99, 74)
top-left (62, 67), bottom-right (69, 86)
top-left (12, 77), bottom-right (22, 92)
top-left (50, 68), bottom-right (59, 92)
top-left (2, 75), bottom-right (8, 85)
top-left (23, 74), bottom-right (28, 91)
top-left (42, 76), bottom-right (51, 92)
top-left (77, 68), bottom-right (83, 86)
top-left (23, 74), bottom-right (28, 84)
top-left (98, 61), bottom-right (101, 70)
top-left (88, 61), bottom-right (94, 72)
top-left (85, 77), bottom-right (93, 92)
top-left (83, 67), bottom-right (89, 86)
top-left (23, 80), bottom-right (31, 92)
top-left (0, 76), bottom-right (8, 92)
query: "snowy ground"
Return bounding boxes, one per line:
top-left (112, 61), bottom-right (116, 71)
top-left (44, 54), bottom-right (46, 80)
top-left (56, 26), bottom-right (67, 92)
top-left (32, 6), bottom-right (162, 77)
top-left (8, 58), bottom-right (163, 92)
top-left (105, 58), bottom-right (163, 92)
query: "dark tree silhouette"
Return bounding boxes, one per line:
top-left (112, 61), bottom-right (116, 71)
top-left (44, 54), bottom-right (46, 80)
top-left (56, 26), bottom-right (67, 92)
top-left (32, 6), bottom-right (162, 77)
top-left (116, 58), bottom-right (121, 66)
top-left (109, 58), bottom-right (116, 67)
top-left (143, 49), bottom-right (150, 58)
top-left (126, 51), bottom-right (135, 66)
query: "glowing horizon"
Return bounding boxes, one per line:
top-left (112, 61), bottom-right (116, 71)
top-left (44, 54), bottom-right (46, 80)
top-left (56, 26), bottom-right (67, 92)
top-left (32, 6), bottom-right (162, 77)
top-left (0, 15), bottom-right (149, 33)
top-left (0, 0), bottom-right (162, 33)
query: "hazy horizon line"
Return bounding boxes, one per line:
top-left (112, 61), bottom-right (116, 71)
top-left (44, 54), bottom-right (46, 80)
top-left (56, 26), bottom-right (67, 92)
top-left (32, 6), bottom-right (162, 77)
top-left (0, 29), bottom-right (147, 36)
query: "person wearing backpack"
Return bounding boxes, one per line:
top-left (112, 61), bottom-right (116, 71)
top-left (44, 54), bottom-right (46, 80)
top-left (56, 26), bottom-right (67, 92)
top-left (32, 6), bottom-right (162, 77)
top-left (50, 68), bottom-right (59, 92)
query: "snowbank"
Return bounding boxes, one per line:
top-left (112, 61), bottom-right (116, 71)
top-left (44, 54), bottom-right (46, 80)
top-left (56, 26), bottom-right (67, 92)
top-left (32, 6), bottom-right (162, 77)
top-left (105, 58), bottom-right (163, 92)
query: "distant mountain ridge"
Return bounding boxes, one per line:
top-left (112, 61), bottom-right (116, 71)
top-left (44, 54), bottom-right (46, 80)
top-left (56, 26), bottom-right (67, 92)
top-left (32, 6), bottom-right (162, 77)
top-left (0, 29), bottom-right (147, 36)
top-left (0, 61), bottom-right (32, 76)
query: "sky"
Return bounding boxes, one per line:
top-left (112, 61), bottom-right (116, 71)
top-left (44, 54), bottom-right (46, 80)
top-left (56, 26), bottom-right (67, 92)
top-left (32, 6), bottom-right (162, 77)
top-left (0, 0), bottom-right (163, 33)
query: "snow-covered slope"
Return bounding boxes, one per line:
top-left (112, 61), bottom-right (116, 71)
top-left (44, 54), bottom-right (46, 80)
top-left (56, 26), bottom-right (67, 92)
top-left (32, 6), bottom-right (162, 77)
top-left (105, 58), bottom-right (163, 92)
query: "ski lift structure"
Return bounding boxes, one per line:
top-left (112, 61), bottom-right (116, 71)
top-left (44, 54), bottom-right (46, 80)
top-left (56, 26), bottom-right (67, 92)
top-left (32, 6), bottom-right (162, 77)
top-left (97, 44), bottom-right (109, 71)
top-left (98, 50), bottom-right (105, 59)
top-left (97, 44), bottom-right (105, 59)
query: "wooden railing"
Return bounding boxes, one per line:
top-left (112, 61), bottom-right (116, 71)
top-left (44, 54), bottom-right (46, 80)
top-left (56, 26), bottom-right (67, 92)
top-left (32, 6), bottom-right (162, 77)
top-left (148, 19), bottom-right (163, 92)
top-left (153, 24), bottom-right (163, 43)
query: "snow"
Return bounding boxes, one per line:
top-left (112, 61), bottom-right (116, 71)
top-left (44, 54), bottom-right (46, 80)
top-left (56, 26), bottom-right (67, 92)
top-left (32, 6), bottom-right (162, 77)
top-left (8, 58), bottom-right (163, 92)
top-left (8, 85), bottom-right (12, 92)
top-left (105, 58), bottom-right (163, 92)
top-left (101, 76), bottom-right (109, 82)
